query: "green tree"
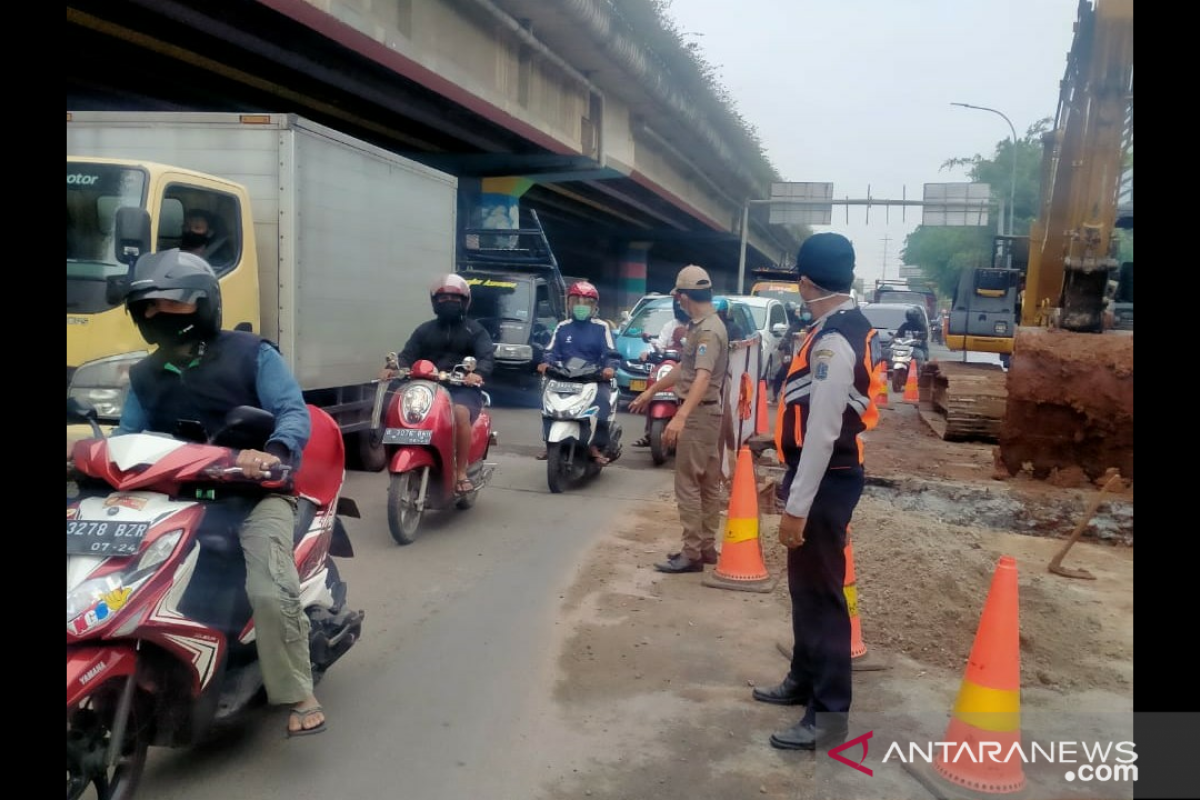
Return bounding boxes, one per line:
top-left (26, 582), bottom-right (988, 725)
top-left (901, 119), bottom-right (1051, 298)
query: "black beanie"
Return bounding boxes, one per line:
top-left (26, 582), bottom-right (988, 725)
top-left (796, 233), bottom-right (855, 291)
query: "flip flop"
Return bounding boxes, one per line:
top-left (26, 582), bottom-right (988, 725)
top-left (589, 450), bottom-right (610, 466)
top-left (455, 478), bottom-right (476, 494)
top-left (287, 705), bottom-right (327, 738)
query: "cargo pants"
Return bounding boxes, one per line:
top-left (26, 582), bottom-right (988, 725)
top-left (241, 494), bottom-right (315, 705)
top-left (673, 403), bottom-right (725, 561)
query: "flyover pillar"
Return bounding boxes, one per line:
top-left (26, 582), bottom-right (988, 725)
top-left (618, 241), bottom-right (652, 315)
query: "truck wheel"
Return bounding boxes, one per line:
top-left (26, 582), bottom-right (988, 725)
top-left (387, 469), bottom-right (425, 545)
top-left (649, 419), bottom-right (669, 466)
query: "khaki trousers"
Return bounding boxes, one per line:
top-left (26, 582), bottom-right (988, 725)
top-left (673, 405), bottom-right (725, 560)
top-left (241, 494), bottom-right (314, 705)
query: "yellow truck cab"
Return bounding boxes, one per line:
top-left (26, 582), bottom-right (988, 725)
top-left (67, 156), bottom-right (259, 451)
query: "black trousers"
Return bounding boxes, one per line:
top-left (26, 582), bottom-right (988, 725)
top-left (780, 464), bottom-right (865, 725)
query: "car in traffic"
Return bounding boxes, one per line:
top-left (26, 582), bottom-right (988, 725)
top-left (725, 294), bottom-right (790, 381)
top-left (861, 302), bottom-right (931, 365)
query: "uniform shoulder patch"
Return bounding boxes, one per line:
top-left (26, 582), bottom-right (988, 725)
top-left (813, 348), bottom-right (835, 359)
top-left (814, 362), bottom-right (829, 381)
top-left (697, 343), bottom-right (707, 356)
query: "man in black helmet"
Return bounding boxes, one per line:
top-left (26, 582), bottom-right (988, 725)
top-left (378, 273), bottom-right (495, 493)
top-left (116, 248), bottom-right (328, 738)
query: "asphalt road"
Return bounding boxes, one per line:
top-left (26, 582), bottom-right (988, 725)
top-left (132, 387), bottom-right (675, 800)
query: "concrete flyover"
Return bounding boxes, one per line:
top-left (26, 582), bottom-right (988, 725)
top-left (67, 0), bottom-right (803, 311)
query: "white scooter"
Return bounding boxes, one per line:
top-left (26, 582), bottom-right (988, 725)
top-left (541, 357), bottom-right (622, 493)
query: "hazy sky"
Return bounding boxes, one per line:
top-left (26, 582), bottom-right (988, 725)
top-left (663, 0), bottom-right (1083, 289)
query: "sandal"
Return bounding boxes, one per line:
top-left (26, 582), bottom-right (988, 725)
top-left (287, 705), bottom-right (327, 738)
top-left (632, 435), bottom-right (651, 448)
top-left (455, 478), bottom-right (475, 494)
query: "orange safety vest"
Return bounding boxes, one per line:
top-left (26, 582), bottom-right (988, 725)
top-left (774, 308), bottom-right (883, 469)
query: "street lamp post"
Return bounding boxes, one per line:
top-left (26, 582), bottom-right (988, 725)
top-left (951, 102), bottom-right (1017, 237)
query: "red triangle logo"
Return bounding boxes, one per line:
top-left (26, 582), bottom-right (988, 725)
top-left (828, 730), bottom-right (874, 776)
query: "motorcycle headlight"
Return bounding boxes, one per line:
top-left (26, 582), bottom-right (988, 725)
top-left (137, 529), bottom-right (183, 572)
top-left (402, 384), bottom-right (435, 423)
top-left (67, 352), bottom-right (148, 422)
top-left (67, 573), bottom-right (125, 624)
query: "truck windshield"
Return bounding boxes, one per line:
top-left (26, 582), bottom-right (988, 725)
top-left (67, 163), bottom-right (148, 313)
top-left (466, 278), bottom-right (531, 322)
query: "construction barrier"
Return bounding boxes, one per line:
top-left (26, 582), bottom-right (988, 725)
top-left (756, 379), bottom-right (770, 434)
top-left (722, 334), bottom-right (762, 479)
top-left (703, 446), bottom-right (775, 593)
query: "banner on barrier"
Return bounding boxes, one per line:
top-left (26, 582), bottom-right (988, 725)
top-left (722, 333), bottom-right (762, 479)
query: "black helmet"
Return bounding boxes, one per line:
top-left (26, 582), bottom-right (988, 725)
top-left (905, 306), bottom-right (923, 325)
top-left (125, 249), bottom-right (222, 345)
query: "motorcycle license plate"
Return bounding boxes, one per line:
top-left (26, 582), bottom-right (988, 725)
top-left (548, 380), bottom-right (586, 394)
top-left (629, 379), bottom-right (647, 392)
top-left (383, 428), bottom-right (434, 445)
top-left (66, 520), bottom-right (149, 556)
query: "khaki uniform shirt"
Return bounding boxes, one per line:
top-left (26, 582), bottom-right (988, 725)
top-left (675, 310), bottom-right (730, 405)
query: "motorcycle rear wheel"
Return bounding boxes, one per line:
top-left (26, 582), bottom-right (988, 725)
top-left (67, 688), bottom-right (152, 800)
top-left (891, 367), bottom-right (906, 394)
top-left (387, 468), bottom-right (426, 545)
top-left (649, 418), bottom-right (669, 466)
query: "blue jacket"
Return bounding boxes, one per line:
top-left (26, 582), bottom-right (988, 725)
top-left (543, 318), bottom-right (620, 371)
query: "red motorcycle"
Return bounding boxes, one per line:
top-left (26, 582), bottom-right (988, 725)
top-left (66, 399), bottom-right (364, 800)
top-left (643, 345), bottom-right (683, 466)
top-left (371, 355), bottom-right (497, 545)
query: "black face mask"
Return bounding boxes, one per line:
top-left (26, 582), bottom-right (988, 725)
top-left (673, 299), bottom-right (689, 322)
top-left (139, 311), bottom-right (204, 346)
top-left (181, 231), bottom-right (212, 251)
top-left (435, 300), bottom-right (464, 323)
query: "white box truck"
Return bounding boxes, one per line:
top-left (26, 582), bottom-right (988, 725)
top-left (67, 111), bottom-right (458, 470)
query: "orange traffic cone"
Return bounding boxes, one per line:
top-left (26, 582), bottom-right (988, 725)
top-left (932, 555), bottom-right (1025, 794)
top-left (703, 447), bottom-right (775, 593)
top-left (755, 380), bottom-right (770, 434)
top-left (903, 359), bottom-right (920, 403)
top-left (875, 364), bottom-right (889, 408)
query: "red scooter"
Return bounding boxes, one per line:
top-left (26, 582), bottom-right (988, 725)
top-left (643, 344), bottom-right (683, 466)
top-left (371, 355), bottom-right (497, 545)
top-left (67, 399), bottom-right (364, 800)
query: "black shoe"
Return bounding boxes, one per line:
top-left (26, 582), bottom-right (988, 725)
top-left (668, 550), bottom-right (719, 565)
top-left (752, 675), bottom-right (808, 706)
top-left (769, 719), bottom-right (849, 751)
top-left (654, 553), bottom-right (704, 573)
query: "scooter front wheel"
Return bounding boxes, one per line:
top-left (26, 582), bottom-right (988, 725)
top-left (67, 686), bottom-right (152, 800)
top-left (546, 442), bottom-right (568, 494)
top-left (387, 468), bottom-right (426, 545)
top-left (649, 418), bottom-right (670, 466)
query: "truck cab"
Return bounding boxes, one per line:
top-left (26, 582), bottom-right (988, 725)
top-left (457, 209), bottom-right (566, 382)
top-left (463, 272), bottom-right (562, 373)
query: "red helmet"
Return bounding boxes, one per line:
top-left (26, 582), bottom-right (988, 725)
top-left (568, 281), bottom-right (599, 302)
top-left (429, 274), bottom-right (471, 310)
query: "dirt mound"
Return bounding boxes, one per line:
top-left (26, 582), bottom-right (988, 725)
top-left (1000, 328), bottom-right (1134, 481)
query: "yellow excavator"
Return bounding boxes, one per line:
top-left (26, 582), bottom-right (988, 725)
top-left (922, 0), bottom-right (1133, 483)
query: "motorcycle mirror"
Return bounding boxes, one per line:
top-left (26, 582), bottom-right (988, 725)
top-left (462, 356), bottom-right (477, 372)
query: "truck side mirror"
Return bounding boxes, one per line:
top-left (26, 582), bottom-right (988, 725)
top-left (114, 206), bottom-right (151, 267)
